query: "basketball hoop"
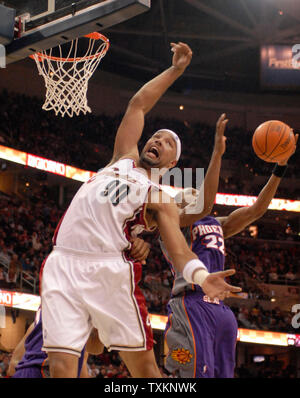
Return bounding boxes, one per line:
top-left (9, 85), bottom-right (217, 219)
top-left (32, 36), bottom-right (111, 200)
top-left (30, 32), bottom-right (110, 117)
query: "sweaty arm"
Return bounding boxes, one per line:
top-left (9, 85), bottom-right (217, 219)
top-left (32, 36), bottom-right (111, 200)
top-left (111, 43), bottom-right (193, 163)
top-left (218, 174), bottom-right (283, 239)
top-left (147, 189), bottom-right (241, 299)
top-left (180, 114), bottom-right (228, 227)
top-left (7, 322), bottom-right (35, 377)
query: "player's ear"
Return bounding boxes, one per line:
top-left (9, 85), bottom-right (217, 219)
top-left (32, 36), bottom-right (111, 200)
top-left (168, 159), bottom-right (177, 169)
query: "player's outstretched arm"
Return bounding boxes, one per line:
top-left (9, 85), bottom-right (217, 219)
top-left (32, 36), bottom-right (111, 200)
top-left (148, 190), bottom-right (241, 299)
top-left (218, 133), bottom-right (298, 239)
top-left (180, 113), bottom-right (228, 227)
top-left (111, 42), bottom-right (193, 163)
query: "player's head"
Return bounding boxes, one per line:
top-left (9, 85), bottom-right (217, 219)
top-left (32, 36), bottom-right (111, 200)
top-left (139, 129), bottom-right (181, 173)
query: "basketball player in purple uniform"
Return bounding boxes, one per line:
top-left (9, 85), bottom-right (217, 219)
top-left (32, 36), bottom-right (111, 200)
top-left (161, 133), bottom-right (298, 378)
top-left (7, 307), bottom-right (99, 378)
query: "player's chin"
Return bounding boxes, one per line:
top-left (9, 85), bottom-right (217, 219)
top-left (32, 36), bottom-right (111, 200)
top-left (140, 153), bottom-right (160, 168)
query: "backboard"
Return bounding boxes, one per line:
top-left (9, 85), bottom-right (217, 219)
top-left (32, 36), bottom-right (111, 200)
top-left (3, 0), bottom-right (151, 64)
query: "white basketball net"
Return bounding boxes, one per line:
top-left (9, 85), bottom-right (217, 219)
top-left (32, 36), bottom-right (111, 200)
top-left (31, 33), bottom-right (109, 117)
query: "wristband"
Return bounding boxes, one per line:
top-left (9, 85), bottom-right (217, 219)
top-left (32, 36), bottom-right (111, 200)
top-left (272, 163), bottom-right (288, 178)
top-left (182, 259), bottom-right (208, 286)
top-left (193, 268), bottom-right (210, 287)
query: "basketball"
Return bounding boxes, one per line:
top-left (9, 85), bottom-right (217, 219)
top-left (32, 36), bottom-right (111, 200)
top-left (252, 120), bottom-right (295, 162)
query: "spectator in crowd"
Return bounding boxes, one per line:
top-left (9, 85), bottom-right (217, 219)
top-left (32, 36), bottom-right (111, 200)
top-left (0, 266), bottom-right (7, 288)
top-left (0, 352), bottom-right (11, 377)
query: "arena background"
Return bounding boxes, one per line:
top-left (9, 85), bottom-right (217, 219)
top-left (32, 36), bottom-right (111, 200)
top-left (0, 0), bottom-right (299, 379)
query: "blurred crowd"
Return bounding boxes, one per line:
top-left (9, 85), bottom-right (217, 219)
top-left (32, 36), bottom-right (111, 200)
top-left (231, 303), bottom-right (296, 333)
top-left (234, 357), bottom-right (297, 378)
top-left (0, 193), bottom-right (63, 292)
top-left (0, 90), bottom-right (299, 199)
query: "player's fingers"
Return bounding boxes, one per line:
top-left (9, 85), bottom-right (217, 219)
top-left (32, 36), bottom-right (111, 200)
top-left (170, 42), bottom-right (181, 49)
top-left (218, 269), bottom-right (236, 277)
top-left (130, 238), bottom-right (140, 251)
top-left (219, 119), bottom-right (229, 134)
top-left (216, 115), bottom-right (228, 134)
top-left (216, 113), bottom-right (226, 127)
top-left (141, 248), bottom-right (150, 262)
top-left (178, 42), bottom-right (192, 52)
top-left (170, 42), bottom-right (178, 52)
top-left (224, 282), bottom-right (242, 293)
top-left (137, 244), bottom-right (150, 259)
top-left (130, 240), bottom-right (145, 257)
top-left (218, 291), bottom-right (231, 300)
top-left (132, 242), bottom-right (150, 260)
top-left (132, 237), bottom-right (147, 250)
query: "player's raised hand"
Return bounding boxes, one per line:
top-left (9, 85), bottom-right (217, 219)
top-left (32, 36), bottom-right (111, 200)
top-left (171, 42), bottom-right (193, 71)
top-left (201, 269), bottom-right (242, 300)
top-left (278, 133), bottom-right (298, 166)
top-left (213, 113), bottom-right (228, 156)
top-left (129, 237), bottom-right (151, 265)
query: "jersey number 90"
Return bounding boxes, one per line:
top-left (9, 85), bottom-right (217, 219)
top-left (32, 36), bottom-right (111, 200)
top-left (100, 179), bottom-right (130, 206)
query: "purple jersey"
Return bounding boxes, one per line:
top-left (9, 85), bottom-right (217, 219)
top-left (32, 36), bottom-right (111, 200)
top-left (14, 307), bottom-right (85, 378)
top-left (190, 216), bottom-right (225, 273)
top-left (162, 217), bottom-right (238, 378)
top-left (14, 308), bottom-right (47, 372)
top-left (160, 216), bottom-right (225, 296)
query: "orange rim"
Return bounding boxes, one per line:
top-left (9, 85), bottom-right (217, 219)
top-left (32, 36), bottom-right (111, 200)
top-left (29, 32), bottom-right (110, 63)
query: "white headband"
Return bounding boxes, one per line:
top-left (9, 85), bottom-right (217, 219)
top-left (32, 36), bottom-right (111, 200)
top-left (154, 129), bottom-right (181, 161)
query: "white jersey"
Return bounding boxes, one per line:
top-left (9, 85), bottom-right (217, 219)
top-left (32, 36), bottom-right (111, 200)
top-left (54, 158), bottom-right (156, 253)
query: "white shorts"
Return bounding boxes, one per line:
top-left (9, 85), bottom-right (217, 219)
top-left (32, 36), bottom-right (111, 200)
top-left (41, 246), bottom-right (153, 356)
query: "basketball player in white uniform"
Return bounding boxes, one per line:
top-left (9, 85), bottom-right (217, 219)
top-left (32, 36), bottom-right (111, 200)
top-left (41, 42), bottom-right (241, 378)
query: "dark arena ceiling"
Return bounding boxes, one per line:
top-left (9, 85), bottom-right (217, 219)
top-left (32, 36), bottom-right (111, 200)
top-left (101, 0), bottom-right (300, 94)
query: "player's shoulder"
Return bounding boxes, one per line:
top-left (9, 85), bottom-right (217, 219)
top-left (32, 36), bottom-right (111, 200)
top-left (106, 156), bottom-right (137, 169)
top-left (192, 216), bottom-right (225, 234)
